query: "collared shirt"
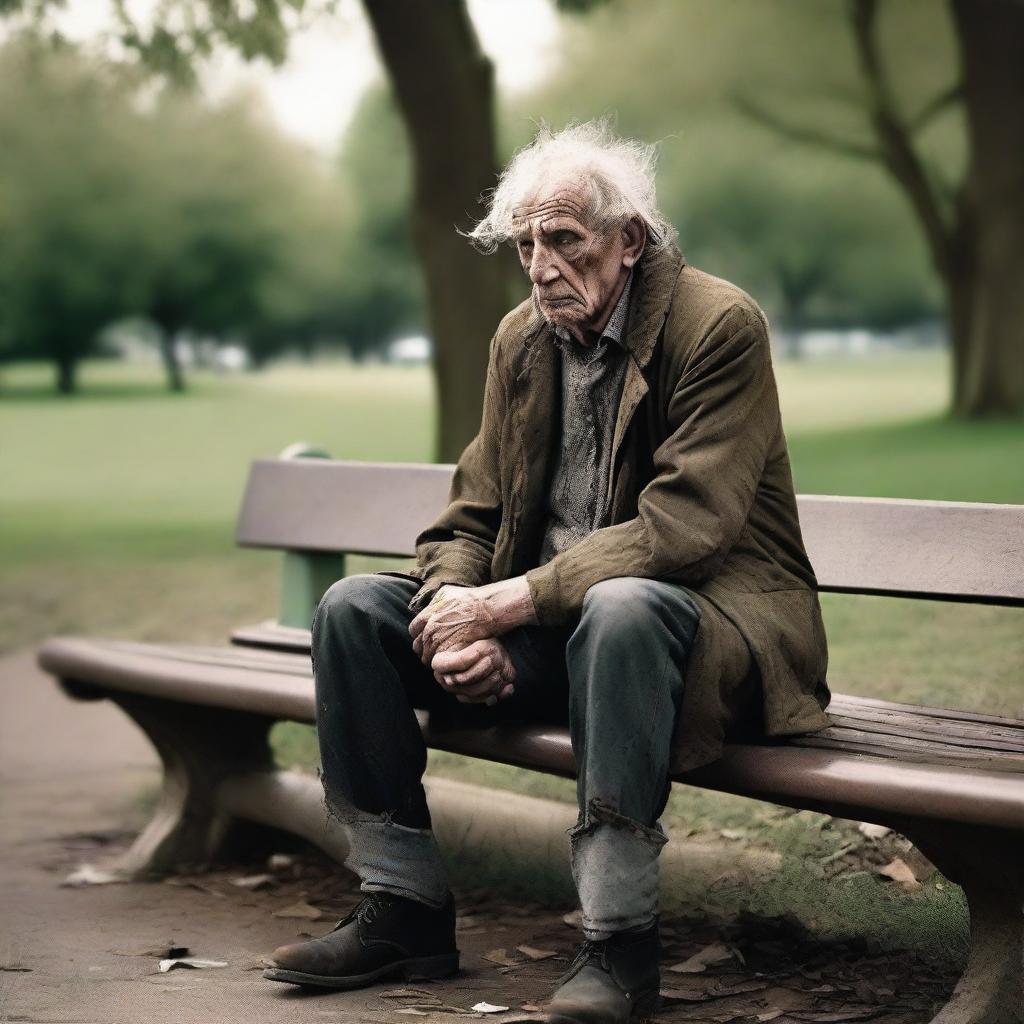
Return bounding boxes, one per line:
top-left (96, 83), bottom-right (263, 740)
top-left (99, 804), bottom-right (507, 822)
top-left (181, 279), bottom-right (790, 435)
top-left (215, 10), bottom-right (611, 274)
top-left (536, 273), bottom-right (633, 567)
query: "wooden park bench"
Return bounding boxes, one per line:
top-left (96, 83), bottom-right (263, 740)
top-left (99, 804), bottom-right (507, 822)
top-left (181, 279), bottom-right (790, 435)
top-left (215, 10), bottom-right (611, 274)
top-left (36, 445), bottom-right (1024, 1024)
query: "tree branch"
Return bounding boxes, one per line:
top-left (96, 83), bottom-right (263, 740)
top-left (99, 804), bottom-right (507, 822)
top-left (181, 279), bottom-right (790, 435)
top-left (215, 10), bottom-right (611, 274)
top-left (847, 0), bottom-right (956, 281)
top-left (908, 81), bottom-right (965, 134)
top-left (731, 90), bottom-right (881, 161)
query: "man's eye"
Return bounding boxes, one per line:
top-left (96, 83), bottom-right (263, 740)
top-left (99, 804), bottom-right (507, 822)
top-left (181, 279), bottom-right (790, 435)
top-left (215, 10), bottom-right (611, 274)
top-left (518, 240), bottom-right (534, 252)
top-left (555, 232), bottom-right (579, 247)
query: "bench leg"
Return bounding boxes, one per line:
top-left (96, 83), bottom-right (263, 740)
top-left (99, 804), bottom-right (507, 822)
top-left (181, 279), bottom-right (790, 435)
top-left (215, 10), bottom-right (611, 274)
top-left (893, 816), bottom-right (1023, 1024)
top-left (65, 684), bottom-right (276, 879)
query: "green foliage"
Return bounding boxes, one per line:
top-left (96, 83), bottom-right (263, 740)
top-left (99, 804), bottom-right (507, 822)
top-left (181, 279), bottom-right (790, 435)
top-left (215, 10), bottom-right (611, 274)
top-left (324, 1), bottom-right (959, 337)
top-left (329, 87), bottom-right (426, 357)
top-left (0, 34), bottom-right (358, 388)
top-left (0, 38), bottom-right (151, 385)
top-left (505, 0), bottom-right (962, 331)
top-left (135, 87), bottom-right (339, 348)
top-left (0, 0), bottom-right (339, 87)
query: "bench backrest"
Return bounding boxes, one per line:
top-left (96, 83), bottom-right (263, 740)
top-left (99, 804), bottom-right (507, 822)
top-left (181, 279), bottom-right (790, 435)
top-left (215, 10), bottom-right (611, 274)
top-left (236, 457), bottom-right (1024, 607)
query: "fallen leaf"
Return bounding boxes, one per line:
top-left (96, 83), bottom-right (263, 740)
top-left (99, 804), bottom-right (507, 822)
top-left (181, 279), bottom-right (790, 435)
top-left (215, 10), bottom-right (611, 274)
top-left (158, 958), bottom-right (228, 973)
top-left (111, 944), bottom-right (188, 959)
top-left (711, 979), bottom-right (769, 997)
top-left (381, 988), bottom-right (434, 1000)
top-left (858, 822), bottom-right (892, 840)
top-left (720, 829), bottom-right (747, 840)
top-left (482, 948), bottom-right (523, 967)
top-left (519, 1004), bottom-right (542, 1013)
top-left (515, 945), bottom-right (557, 961)
top-left (272, 900), bottom-right (325, 920)
top-left (876, 857), bottom-right (922, 889)
top-left (853, 979), bottom-right (881, 1003)
top-left (61, 864), bottom-right (126, 887)
top-left (661, 986), bottom-right (707, 1002)
top-left (0, 964), bottom-right (32, 973)
top-left (472, 1003), bottom-right (510, 1013)
top-left (760, 985), bottom-right (816, 1011)
top-left (230, 873), bottom-right (275, 891)
top-left (790, 1009), bottom-right (884, 1022)
top-left (668, 942), bottom-right (734, 973)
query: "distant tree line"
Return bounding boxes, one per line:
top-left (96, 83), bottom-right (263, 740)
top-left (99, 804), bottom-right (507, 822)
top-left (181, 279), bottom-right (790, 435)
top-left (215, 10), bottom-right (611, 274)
top-left (0, 35), bottom-right (422, 395)
top-left (2, 0), bottom-right (1021, 442)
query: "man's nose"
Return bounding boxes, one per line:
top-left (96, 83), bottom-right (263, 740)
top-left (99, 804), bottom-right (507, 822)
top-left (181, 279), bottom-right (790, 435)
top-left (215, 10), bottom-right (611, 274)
top-left (528, 250), bottom-right (560, 286)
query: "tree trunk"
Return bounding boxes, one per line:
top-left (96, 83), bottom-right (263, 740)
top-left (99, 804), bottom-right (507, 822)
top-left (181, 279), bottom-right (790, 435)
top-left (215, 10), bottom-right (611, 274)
top-left (362, 0), bottom-right (509, 462)
top-left (949, 0), bottom-right (1024, 417)
top-left (55, 354), bottom-right (76, 395)
top-left (158, 327), bottom-right (186, 392)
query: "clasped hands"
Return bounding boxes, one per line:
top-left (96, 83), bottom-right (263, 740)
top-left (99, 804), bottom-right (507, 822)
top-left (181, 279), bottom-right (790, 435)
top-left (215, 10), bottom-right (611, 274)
top-left (407, 577), bottom-right (537, 707)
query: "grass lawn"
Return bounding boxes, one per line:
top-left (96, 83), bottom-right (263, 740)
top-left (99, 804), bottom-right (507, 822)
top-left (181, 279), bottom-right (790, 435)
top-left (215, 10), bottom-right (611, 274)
top-left (3, 348), bottom-right (1022, 957)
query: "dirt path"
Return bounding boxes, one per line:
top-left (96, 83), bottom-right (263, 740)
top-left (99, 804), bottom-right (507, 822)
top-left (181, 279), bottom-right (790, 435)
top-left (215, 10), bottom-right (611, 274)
top-left (0, 648), bottom-right (958, 1023)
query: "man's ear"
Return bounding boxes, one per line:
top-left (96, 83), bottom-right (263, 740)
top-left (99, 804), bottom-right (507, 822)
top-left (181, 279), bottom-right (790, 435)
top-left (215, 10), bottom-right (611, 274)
top-left (621, 217), bottom-right (646, 269)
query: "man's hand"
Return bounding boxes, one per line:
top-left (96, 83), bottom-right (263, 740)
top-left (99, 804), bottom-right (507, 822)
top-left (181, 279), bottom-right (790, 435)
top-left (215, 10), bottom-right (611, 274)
top-left (431, 637), bottom-right (516, 705)
top-left (409, 577), bottom-right (537, 665)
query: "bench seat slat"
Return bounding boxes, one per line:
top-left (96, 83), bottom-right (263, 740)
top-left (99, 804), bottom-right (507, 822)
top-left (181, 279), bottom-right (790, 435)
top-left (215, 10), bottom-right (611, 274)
top-left (824, 700), bottom-right (1024, 739)
top-left (823, 691), bottom-right (1024, 728)
top-left (785, 733), bottom-right (1024, 772)
top-left (821, 711), bottom-right (1024, 753)
top-left (788, 727), bottom-right (1024, 772)
top-left (36, 635), bottom-right (1024, 831)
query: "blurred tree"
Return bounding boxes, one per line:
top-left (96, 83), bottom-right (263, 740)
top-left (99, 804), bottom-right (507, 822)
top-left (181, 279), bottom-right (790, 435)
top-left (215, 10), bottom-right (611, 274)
top-left (0, 38), bottom-right (150, 393)
top-left (683, 165), bottom-right (940, 354)
top-left (0, 33), bottom-right (350, 392)
top-left (331, 87), bottom-right (426, 360)
top-left (135, 91), bottom-right (321, 390)
top-left (732, 0), bottom-right (1023, 417)
top-left (520, 0), bottom-right (1012, 415)
top-left (12, 0), bottom-right (509, 458)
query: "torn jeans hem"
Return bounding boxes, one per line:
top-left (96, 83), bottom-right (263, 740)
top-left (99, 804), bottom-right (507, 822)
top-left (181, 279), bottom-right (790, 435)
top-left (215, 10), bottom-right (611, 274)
top-left (320, 790), bottom-right (450, 909)
top-left (569, 797), bottom-right (668, 940)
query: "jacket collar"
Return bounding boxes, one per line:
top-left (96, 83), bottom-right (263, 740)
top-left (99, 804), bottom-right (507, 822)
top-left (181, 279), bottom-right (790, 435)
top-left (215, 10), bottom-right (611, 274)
top-left (519, 241), bottom-right (686, 371)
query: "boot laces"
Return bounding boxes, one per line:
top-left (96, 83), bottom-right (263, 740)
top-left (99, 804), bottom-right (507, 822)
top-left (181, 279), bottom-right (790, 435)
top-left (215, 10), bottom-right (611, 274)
top-left (562, 937), bottom-right (609, 981)
top-left (355, 893), bottom-right (392, 926)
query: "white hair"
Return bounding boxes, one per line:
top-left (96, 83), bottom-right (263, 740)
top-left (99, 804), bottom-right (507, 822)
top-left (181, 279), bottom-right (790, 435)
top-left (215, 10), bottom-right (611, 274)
top-left (465, 118), bottom-right (677, 255)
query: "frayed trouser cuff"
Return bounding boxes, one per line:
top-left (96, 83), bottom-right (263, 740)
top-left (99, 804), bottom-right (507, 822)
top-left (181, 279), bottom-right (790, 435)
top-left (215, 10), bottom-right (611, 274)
top-left (569, 800), bottom-right (669, 940)
top-left (327, 798), bottom-right (449, 909)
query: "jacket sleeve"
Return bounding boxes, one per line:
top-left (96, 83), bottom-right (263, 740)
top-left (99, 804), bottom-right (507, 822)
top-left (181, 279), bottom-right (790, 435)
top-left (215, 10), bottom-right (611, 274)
top-left (406, 329), bottom-right (508, 615)
top-left (523, 302), bottom-right (780, 626)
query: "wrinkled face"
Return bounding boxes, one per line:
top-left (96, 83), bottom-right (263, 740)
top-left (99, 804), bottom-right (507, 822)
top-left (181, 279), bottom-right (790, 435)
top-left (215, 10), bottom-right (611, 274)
top-left (511, 179), bottom-right (644, 345)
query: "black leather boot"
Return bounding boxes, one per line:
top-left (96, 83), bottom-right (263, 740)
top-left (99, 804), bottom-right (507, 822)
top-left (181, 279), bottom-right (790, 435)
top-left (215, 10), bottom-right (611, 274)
top-left (542, 918), bottom-right (661, 1023)
top-left (262, 890), bottom-right (459, 989)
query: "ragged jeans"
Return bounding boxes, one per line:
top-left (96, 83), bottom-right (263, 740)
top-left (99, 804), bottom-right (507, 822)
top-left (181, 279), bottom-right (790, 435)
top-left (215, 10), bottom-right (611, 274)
top-left (311, 572), bottom-right (702, 940)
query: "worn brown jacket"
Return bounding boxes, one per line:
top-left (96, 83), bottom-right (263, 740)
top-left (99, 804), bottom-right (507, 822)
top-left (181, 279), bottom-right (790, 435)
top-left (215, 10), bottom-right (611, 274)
top-left (403, 241), bottom-right (833, 773)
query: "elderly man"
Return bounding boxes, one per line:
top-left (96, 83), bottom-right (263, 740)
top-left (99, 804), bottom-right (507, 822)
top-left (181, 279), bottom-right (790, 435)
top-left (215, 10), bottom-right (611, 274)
top-left (263, 121), bottom-right (832, 1022)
